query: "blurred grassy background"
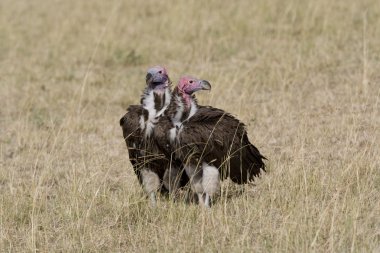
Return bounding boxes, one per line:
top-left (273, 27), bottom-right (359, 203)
top-left (0, 0), bottom-right (379, 252)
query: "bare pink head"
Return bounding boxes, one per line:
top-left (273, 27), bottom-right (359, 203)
top-left (177, 76), bottom-right (211, 95)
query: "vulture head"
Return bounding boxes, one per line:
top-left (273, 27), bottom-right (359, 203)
top-left (176, 76), bottom-right (211, 108)
top-left (141, 66), bottom-right (172, 135)
top-left (178, 76), bottom-right (211, 95)
top-left (146, 66), bottom-right (170, 90)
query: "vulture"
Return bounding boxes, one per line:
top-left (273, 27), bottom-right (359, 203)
top-left (119, 66), bottom-right (188, 206)
top-left (166, 76), bottom-right (266, 207)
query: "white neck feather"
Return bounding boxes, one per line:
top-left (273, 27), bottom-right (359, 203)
top-left (172, 95), bottom-right (184, 127)
top-left (187, 100), bottom-right (198, 120)
top-left (169, 96), bottom-right (198, 143)
top-left (141, 88), bottom-right (171, 137)
top-left (156, 88), bottom-right (171, 117)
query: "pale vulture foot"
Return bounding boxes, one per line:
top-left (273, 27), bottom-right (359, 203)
top-left (149, 192), bottom-right (157, 207)
top-left (204, 193), bottom-right (211, 208)
top-left (197, 193), bottom-right (207, 207)
top-left (141, 168), bottom-right (160, 207)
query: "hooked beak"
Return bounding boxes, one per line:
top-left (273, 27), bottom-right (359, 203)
top-left (200, 80), bottom-right (211, 90)
top-left (146, 73), bottom-right (153, 83)
top-left (146, 72), bottom-right (169, 87)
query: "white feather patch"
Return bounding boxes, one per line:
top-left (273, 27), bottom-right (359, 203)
top-left (202, 162), bottom-right (220, 196)
top-left (139, 115), bottom-right (145, 130)
top-left (145, 121), bottom-right (155, 137)
top-left (172, 95), bottom-right (184, 127)
top-left (156, 88), bottom-right (171, 117)
top-left (185, 165), bottom-right (203, 194)
top-left (143, 90), bottom-right (156, 117)
top-left (169, 127), bottom-right (177, 143)
top-left (187, 100), bottom-right (198, 119)
top-left (141, 89), bottom-right (171, 137)
top-left (142, 91), bottom-right (157, 137)
top-left (141, 168), bottom-right (160, 194)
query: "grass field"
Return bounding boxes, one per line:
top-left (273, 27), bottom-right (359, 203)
top-left (1, 0), bottom-right (380, 252)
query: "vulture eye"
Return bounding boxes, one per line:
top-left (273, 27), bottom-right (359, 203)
top-left (189, 80), bottom-right (193, 84)
top-left (158, 70), bottom-right (162, 74)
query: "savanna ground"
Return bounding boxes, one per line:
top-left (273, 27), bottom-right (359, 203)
top-left (0, 0), bottom-right (379, 252)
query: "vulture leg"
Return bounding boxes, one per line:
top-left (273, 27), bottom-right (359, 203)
top-left (198, 193), bottom-right (206, 207)
top-left (149, 192), bottom-right (157, 207)
top-left (141, 168), bottom-right (160, 207)
top-left (201, 163), bottom-right (220, 208)
top-left (163, 165), bottom-right (182, 199)
top-left (204, 193), bottom-right (210, 207)
top-left (185, 165), bottom-right (206, 206)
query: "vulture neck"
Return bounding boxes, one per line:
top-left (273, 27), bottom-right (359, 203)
top-left (140, 85), bottom-right (172, 137)
top-left (168, 87), bottom-right (198, 127)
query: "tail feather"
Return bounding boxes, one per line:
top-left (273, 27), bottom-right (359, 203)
top-left (246, 143), bottom-right (266, 176)
top-left (229, 136), bottom-right (266, 184)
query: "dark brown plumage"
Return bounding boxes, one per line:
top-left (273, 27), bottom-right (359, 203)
top-left (119, 105), bottom-right (173, 191)
top-left (119, 105), bottom-right (144, 184)
top-left (167, 77), bottom-right (266, 186)
top-left (175, 105), bottom-right (266, 184)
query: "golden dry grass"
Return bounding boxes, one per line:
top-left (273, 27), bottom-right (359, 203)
top-left (1, 0), bottom-right (379, 252)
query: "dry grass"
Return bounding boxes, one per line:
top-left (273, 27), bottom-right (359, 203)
top-left (1, 0), bottom-right (380, 252)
